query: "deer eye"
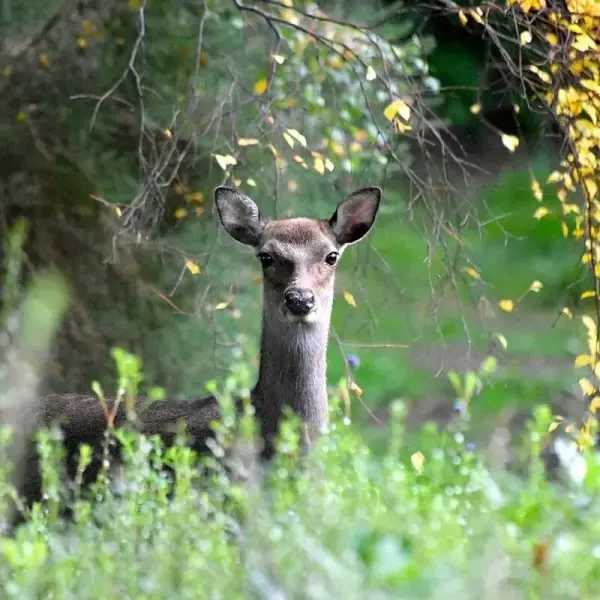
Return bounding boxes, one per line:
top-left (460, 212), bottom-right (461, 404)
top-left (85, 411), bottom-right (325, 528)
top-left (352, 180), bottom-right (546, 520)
top-left (257, 252), bottom-right (273, 268)
top-left (325, 252), bottom-right (339, 266)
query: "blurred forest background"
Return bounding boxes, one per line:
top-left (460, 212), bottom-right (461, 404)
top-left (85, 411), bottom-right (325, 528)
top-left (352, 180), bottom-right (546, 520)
top-left (0, 0), bottom-right (589, 453)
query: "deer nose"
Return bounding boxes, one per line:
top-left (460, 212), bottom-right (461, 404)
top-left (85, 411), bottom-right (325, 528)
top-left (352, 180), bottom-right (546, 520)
top-left (284, 288), bottom-right (315, 316)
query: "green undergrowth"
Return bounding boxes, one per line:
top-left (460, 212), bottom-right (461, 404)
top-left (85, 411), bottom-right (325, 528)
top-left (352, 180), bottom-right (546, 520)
top-left (0, 351), bottom-right (599, 599)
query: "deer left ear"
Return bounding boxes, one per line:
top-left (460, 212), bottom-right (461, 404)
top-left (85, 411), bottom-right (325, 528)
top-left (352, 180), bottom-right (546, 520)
top-left (329, 186), bottom-right (381, 246)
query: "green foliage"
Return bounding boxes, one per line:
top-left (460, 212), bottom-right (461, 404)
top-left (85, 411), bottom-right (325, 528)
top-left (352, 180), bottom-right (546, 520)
top-left (0, 356), bottom-right (599, 598)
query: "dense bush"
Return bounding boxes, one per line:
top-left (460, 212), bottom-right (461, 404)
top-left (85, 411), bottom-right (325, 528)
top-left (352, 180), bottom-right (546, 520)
top-left (0, 351), bottom-right (599, 599)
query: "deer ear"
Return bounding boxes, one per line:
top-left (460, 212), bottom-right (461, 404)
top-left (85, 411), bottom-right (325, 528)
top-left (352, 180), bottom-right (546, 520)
top-left (214, 187), bottom-right (264, 247)
top-left (329, 186), bottom-right (381, 246)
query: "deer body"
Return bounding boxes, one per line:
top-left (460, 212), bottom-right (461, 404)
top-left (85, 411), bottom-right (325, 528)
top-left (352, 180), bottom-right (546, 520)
top-left (9, 185), bottom-right (381, 522)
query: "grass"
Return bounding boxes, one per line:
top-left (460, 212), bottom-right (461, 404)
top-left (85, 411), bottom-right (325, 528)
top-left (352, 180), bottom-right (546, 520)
top-left (322, 155), bottom-right (586, 442)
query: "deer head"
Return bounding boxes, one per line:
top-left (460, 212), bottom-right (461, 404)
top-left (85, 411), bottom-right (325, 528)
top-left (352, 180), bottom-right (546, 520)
top-left (215, 186), bottom-right (381, 334)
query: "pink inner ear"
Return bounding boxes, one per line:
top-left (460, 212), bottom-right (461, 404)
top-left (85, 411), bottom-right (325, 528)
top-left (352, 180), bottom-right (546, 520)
top-left (347, 202), bottom-right (371, 229)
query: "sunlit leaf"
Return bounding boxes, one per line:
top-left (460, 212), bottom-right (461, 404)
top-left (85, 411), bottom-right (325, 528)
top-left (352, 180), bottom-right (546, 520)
top-left (343, 290), bottom-right (357, 308)
top-left (470, 103), bottom-right (481, 115)
top-left (574, 354), bottom-right (592, 368)
top-left (287, 180), bottom-right (298, 192)
top-left (464, 267), bottom-right (481, 280)
top-left (287, 129), bottom-right (307, 147)
top-left (253, 78), bottom-right (268, 95)
top-left (494, 332), bottom-right (508, 350)
top-left (246, 178), bottom-right (257, 187)
top-left (214, 154), bottom-right (237, 170)
top-left (410, 451), bottom-right (425, 473)
top-left (533, 207), bottom-right (549, 220)
top-left (548, 420), bottom-right (561, 433)
top-left (272, 54), bottom-right (286, 64)
top-left (215, 302), bottom-right (229, 310)
top-left (531, 178), bottom-right (543, 201)
top-left (238, 138), bottom-right (260, 146)
top-left (174, 208), bottom-right (187, 219)
top-left (282, 132), bottom-right (295, 148)
top-left (185, 260), bottom-right (201, 275)
top-left (498, 299), bottom-right (514, 313)
top-left (349, 380), bottom-right (363, 397)
top-left (458, 10), bottom-right (468, 26)
top-left (383, 99), bottom-right (411, 122)
top-left (590, 397), bottom-right (600, 414)
top-left (579, 378), bottom-right (595, 396)
top-left (581, 290), bottom-right (596, 300)
top-left (520, 30), bottom-right (532, 45)
top-left (314, 155), bottom-right (325, 175)
top-left (562, 307), bottom-right (573, 319)
top-left (366, 65), bottom-right (377, 81)
top-left (501, 134), bottom-right (520, 152)
top-left (529, 280), bottom-right (543, 292)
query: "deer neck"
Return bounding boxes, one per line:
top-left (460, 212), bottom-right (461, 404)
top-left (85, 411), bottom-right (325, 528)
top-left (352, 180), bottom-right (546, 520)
top-left (252, 314), bottom-right (330, 454)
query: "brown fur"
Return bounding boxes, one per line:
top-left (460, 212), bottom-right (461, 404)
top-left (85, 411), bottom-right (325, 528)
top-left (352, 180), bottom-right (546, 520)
top-left (8, 186), bottom-right (381, 527)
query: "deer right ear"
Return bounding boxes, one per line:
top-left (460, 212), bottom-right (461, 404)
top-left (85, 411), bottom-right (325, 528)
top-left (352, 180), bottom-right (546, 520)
top-left (214, 187), bottom-right (264, 247)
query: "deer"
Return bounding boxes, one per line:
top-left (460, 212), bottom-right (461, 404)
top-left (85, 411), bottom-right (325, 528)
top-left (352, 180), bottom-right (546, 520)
top-left (6, 184), bottom-right (382, 528)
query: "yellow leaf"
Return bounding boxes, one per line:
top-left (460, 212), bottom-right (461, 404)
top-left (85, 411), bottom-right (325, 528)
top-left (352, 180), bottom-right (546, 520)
top-left (185, 192), bottom-right (204, 203)
top-left (246, 178), bottom-right (256, 187)
top-left (215, 301), bottom-right (229, 310)
top-left (282, 132), bottom-right (295, 148)
top-left (582, 315), bottom-right (597, 339)
top-left (16, 110), bottom-right (26, 122)
top-left (343, 290), bottom-right (357, 308)
top-left (163, 128), bottom-right (173, 140)
top-left (501, 134), bottom-right (520, 153)
top-left (520, 30), bottom-right (532, 45)
top-left (548, 420), bottom-right (561, 433)
top-left (39, 54), bottom-right (50, 69)
top-left (458, 10), bottom-right (468, 26)
top-left (494, 332), bottom-right (508, 350)
top-left (547, 171), bottom-right (562, 183)
top-left (581, 290), bottom-right (596, 300)
top-left (174, 208), bottom-right (187, 219)
top-left (529, 280), bottom-right (543, 292)
top-left (572, 34), bottom-right (596, 52)
top-left (313, 155), bottom-right (325, 175)
top-left (574, 354), bottom-right (592, 368)
top-left (533, 207), bottom-right (549, 220)
top-left (464, 267), bottom-right (481, 280)
top-left (562, 307), bottom-right (573, 319)
top-left (410, 451), bottom-right (425, 473)
top-left (366, 65), bottom-right (377, 81)
top-left (546, 32), bottom-right (558, 46)
top-left (469, 7), bottom-right (484, 24)
top-left (238, 138), bottom-right (260, 146)
top-left (531, 178), bottom-right (543, 201)
top-left (324, 158), bottom-right (335, 172)
top-left (254, 78), bottom-right (268, 95)
top-left (583, 178), bottom-right (598, 199)
top-left (590, 396), bottom-right (600, 414)
top-left (561, 221), bottom-right (568, 238)
top-left (498, 299), bottom-right (514, 313)
top-left (470, 103), bottom-right (481, 115)
top-left (2, 66), bottom-right (13, 77)
top-left (214, 154), bottom-right (237, 170)
top-left (383, 98), bottom-right (411, 122)
top-left (287, 129), bottom-right (307, 147)
top-left (114, 206), bottom-right (122, 217)
top-left (272, 54), bottom-right (285, 64)
top-left (185, 260), bottom-right (201, 275)
top-left (349, 380), bottom-right (363, 397)
top-left (579, 378), bottom-right (595, 396)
